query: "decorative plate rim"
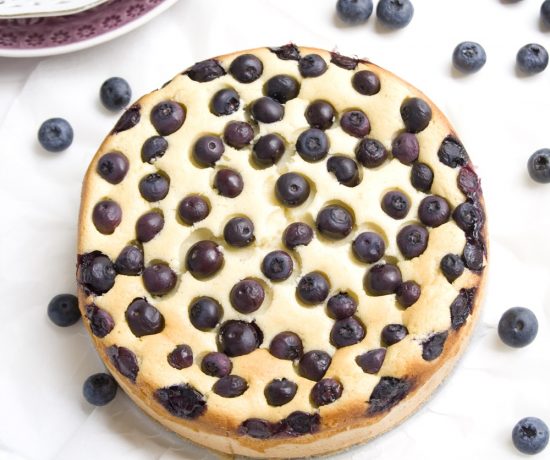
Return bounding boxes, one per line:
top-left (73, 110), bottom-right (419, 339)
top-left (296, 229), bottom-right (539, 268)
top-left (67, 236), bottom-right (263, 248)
top-left (0, 0), bottom-right (110, 19)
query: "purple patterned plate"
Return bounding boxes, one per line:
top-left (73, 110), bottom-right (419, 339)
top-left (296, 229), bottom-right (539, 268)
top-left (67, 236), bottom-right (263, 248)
top-left (0, 0), bottom-right (179, 58)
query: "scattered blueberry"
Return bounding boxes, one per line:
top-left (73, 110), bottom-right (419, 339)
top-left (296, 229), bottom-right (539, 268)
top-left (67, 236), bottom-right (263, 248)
top-left (376, 0), bottom-right (414, 29)
top-left (189, 297), bottom-right (223, 330)
top-left (528, 149), bottom-right (550, 183)
top-left (38, 118), bottom-right (73, 152)
top-left (269, 331), bottom-right (304, 360)
top-left (542, 0), bottom-right (550, 27)
top-left (47, 294), bottom-right (80, 327)
top-left (283, 222), bottom-right (314, 249)
top-left (498, 307), bottom-right (539, 348)
top-left (512, 417), bottom-right (549, 455)
top-left (517, 44), bottom-right (549, 75)
top-left (316, 205), bottom-right (354, 239)
top-left (83, 373), bottom-right (118, 406)
top-left (100, 77), bottom-right (132, 111)
top-left (298, 350), bottom-right (332, 381)
top-left (352, 231), bottom-right (386, 263)
top-left (223, 216), bottom-right (255, 247)
top-left (336, 0), bottom-right (373, 24)
top-left (452, 42), bottom-right (487, 74)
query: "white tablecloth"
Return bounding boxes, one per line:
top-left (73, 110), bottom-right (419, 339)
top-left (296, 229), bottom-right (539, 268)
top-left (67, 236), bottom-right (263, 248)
top-left (1, 0), bottom-right (549, 459)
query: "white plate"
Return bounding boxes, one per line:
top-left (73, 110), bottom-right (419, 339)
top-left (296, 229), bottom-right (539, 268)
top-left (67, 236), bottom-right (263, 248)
top-left (0, 0), bottom-right (110, 18)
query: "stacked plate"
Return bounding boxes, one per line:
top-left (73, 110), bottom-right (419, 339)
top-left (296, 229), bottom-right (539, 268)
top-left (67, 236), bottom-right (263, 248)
top-left (0, 0), bottom-right (179, 57)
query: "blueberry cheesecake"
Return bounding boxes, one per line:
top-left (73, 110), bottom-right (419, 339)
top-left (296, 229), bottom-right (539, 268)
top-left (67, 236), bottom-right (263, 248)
top-left (77, 45), bottom-right (487, 458)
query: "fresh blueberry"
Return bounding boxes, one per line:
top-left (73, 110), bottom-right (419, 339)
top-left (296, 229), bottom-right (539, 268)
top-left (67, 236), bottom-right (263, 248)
top-left (316, 205), bottom-right (354, 239)
top-left (327, 156), bottom-right (360, 187)
top-left (298, 350), bottom-right (332, 381)
top-left (178, 195), bottom-right (210, 225)
top-left (223, 216), bottom-right (255, 247)
top-left (355, 138), bottom-right (388, 168)
top-left (167, 344), bottom-right (193, 369)
top-left (283, 222), bottom-right (314, 249)
top-left (92, 200), bottom-right (122, 235)
top-left (400, 97), bottom-right (432, 133)
top-left (452, 42), bottom-right (487, 74)
top-left (330, 316), bottom-right (366, 348)
top-left (229, 54), bottom-right (263, 83)
top-left (251, 97), bottom-right (285, 123)
top-left (214, 168), bottom-right (244, 198)
top-left (230, 279), bottom-right (265, 313)
top-left (305, 101), bottom-right (335, 130)
top-left (193, 135), bottom-right (225, 166)
top-left (528, 149), bottom-right (550, 183)
top-left (150, 101), bottom-right (185, 136)
top-left (223, 121), bottom-right (254, 149)
top-left (125, 298), bottom-right (165, 337)
top-left (136, 211), bottom-right (164, 243)
top-left (115, 245), bottom-right (144, 276)
top-left (275, 172), bottom-right (311, 206)
top-left (269, 331), bottom-right (304, 360)
top-left (189, 297), bottom-right (223, 330)
top-left (262, 250), bottom-right (293, 281)
top-left (264, 378), bottom-right (298, 406)
top-left (352, 231), bottom-right (385, 263)
top-left (542, 0), bottom-right (550, 27)
top-left (381, 190), bottom-right (410, 219)
top-left (440, 254), bottom-right (464, 282)
top-left (396, 224), bottom-right (429, 259)
top-left (296, 128), bottom-right (330, 161)
top-left (340, 110), bottom-right (371, 138)
top-left (418, 195), bottom-right (451, 228)
top-left (376, 0), bottom-right (414, 29)
top-left (356, 348), bottom-right (386, 374)
top-left (392, 133), bottom-right (419, 165)
top-left (201, 352), bottom-right (232, 377)
top-left (396, 281), bottom-right (421, 308)
top-left (364, 263), bottom-right (402, 295)
top-left (138, 173), bottom-right (170, 202)
top-left (38, 118), bottom-right (73, 152)
top-left (186, 240), bottom-right (224, 278)
top-left (213, 375), bottom-right (248, 398)
top-left (217, 320), bottom-right (262, 357)
top-left (141, 136), bottom-right (168, 164)
top-left (352, 70), bottom-right (381, 96)
top-left (142, 263), bottom-right (177, 296)
top-left (382, 324), bottom-right (408, 345)
top-left (210, 88), bottom-right (240, 116)
top-left (310, 378), bottom-right (343, 407)
top-left (517, 44), bottom-right (549, 75)
top-left (100, 77), bottom-right (132, 111)
top-left (83, 373), bottom-right (118, 406)
top-left (264, 75), bottom-right (300, 103)
top-left (97, 152), bottom-right (129, 183)
top-left (327, 293), bottom-right (357, 320)
top-left (498, 307), bottom-right (538, 348)
top-left (47, 294), bottom-right (80, 327)
top-left (297, 272), bottom-right (330, 304)
top-left (410, 162), bottom-right (434, 192)
top-left (298, 54), bottom-right (328, 78)
top-left (252, 134), bottom-right (285, 166)
top-left (512, 417), bottom-right (549, 455)
top-left (336, 0), bottom-right (374, 24)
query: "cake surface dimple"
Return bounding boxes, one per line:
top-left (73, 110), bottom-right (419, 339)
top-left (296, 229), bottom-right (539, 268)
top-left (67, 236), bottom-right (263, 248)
top-left (77, 45), bottom-right (487, 458)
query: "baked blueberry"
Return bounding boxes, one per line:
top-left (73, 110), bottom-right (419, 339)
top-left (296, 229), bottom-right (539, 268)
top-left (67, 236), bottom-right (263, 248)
top-left (527, 149), bottom-right (550, 183)
top-left (230, 279), bottom-right (265, 313)
top-left (125, 298), bottom-right (165, 337)
top-left (115, 245), bottom-right (143, 275)
top-left (275, 172), bottom-right (310, 206)
top-left (112, 104), bottom-right (140, 133)
top-left (330, 52), bottom-right (359, 70)
top-left (141, 136), bottom-right (168, 164)
top-left (498, 307), bottom-right (538, 348)
top-left (240, 419), bottom-right (275, 439)
top-left (100, 77), bottom-right (131, 111)
top-left (298, 350), bottom-right (332, 381)
top-left (364, 263), bottom-right (402, 295)
top-left (139, 173), bottom-right (170, 202)
top-left (186, 58), bottom-right (225, 82)
top-left (265, 75), bottom-right (300, 103)
top-left (327, 293), bottom-right (357, 320)
top-left (438, 136), bottom-right (469, 168)
top-left (512, 417), bottom-right (549, 455)
top-left (178, 195), bottom-right (210, 225)
top-left (106, 345), bottom-right (139, 382)
top-left (229, 54), bottom-right (263, 83)
top-left (330, 316), bottom-right (366, 348)
top-left (327, 156), bottom-right (360, 187)
top-left (410, 162), bottom-right (434, 192)
top-left (265, 378), bottom-right (298, 406)
top-left (201, 352), bottom-right (232, 377)
top-left (193, 135), bottom-right (225, 166)
top-left (299, 54), bottom-right (328, 78)
top-left (453, 201), bottom-right (483, 233)
top-left (38, 118), bottom-right (73, 152)
top-left (392, 133), bottom-right (419, 165)
top-left (352, 70), bottom-right (381, 96)
top-left (251, 97), bottom-right (285, 123)
top-left (269, 44), bottom-right (301, 61)
top-left (340, 110), bottom-right (371, 138)
top-left (440, 254), bottom-right (464, 282)
top-left (213, 375), bottom-right (249, 398)
top-left (542, 0), bottom-right (550, 26)
top-left (311, 378), bottom-right (343, 407)
top-left (376, 0), bottom-right (414, 29)
top-left (48, 294), bottom-right (80, 327)
top-left (305, 101), bottom-right (335, 130)
top-left (355, 138), bottom-right (388, 167)
top-left (223, 121), bottom-right (254, 149)
top-left (262, 250), bottom-right (293, 281)
top-left (381, 190), bottom-right (410, 219)
top-left (78, 252), bottom-right (117, 295)
top-left (92, 200), bottom-right (122, 234)
top-left (382, 324), bottom-right (408, 346)
top-left (316, 205), bottom-right (354, 239)
top-left (463, 241), bottom-right (484, 271)
top-left (210, 88), bottom-right (240, 116)
top-left (167, 344), bottom-right (193, 369)
top-left (352, 231), bottom-right (385, 264)
top-left (86, 304), bottom-right (115, 338)
top-left (83, 373), bottom-right (118, 406)
top-left (269, 332), bottom-right (304, 360)
top-left (214, 169), bottom-right (244, 198)
top-left (418, 195), bottom-right (451, 227)
top-left (452, 42), bottom-right (487, 73)
top-left (218, 320), bottom-right (262, 357)
top-left (186, 241), bottom-right (223, 278)
top-left (422, 331), bottom-right (448, 361)
top-left (189, 297), bottom-right (223, 330)
top-left (337, 0), bottom-right (374, 24)
top-left (517, 44), bottom-right (549, 75)
top-left (396, 224), bottom-right (429, 259)
top-left (283, 412), bottom-right (321, 435)
top-left (400, 97), bottom-right (432, 133)
top-left (142, 263), bottom-right (177, 296)
top-left (297, 272), bottom-right (330, 304)
top-left (154, 383), bottom-right (206, 419)
top-left (283, 222), bottom-right (314, 249)
top-left (223, 216), bottom-right (255, 247)
top-left (97, 152), bottom-right (129, 183)
top-left (150, 101), bottom-right (185, 136)
top-left (396, 281), bottom-right (421, 308)
top-left (356, 348), bottom-right (386, 374)
top-left (252, 134), bottom-right (285, 166)
top-left (457, 166), bottom-right (480, 196)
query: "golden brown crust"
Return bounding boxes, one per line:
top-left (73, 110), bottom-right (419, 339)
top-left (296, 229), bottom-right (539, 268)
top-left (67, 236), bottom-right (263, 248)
top-left (77, 45), bottom-right (487, 458)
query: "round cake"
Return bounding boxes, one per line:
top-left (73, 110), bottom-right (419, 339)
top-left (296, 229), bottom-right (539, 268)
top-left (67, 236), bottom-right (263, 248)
top-left (77, 44), bottom-right (487, 458)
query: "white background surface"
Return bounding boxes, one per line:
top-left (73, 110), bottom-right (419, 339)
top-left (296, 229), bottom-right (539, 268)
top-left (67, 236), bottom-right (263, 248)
top-left (1, 0), bottom-right (549, 459)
